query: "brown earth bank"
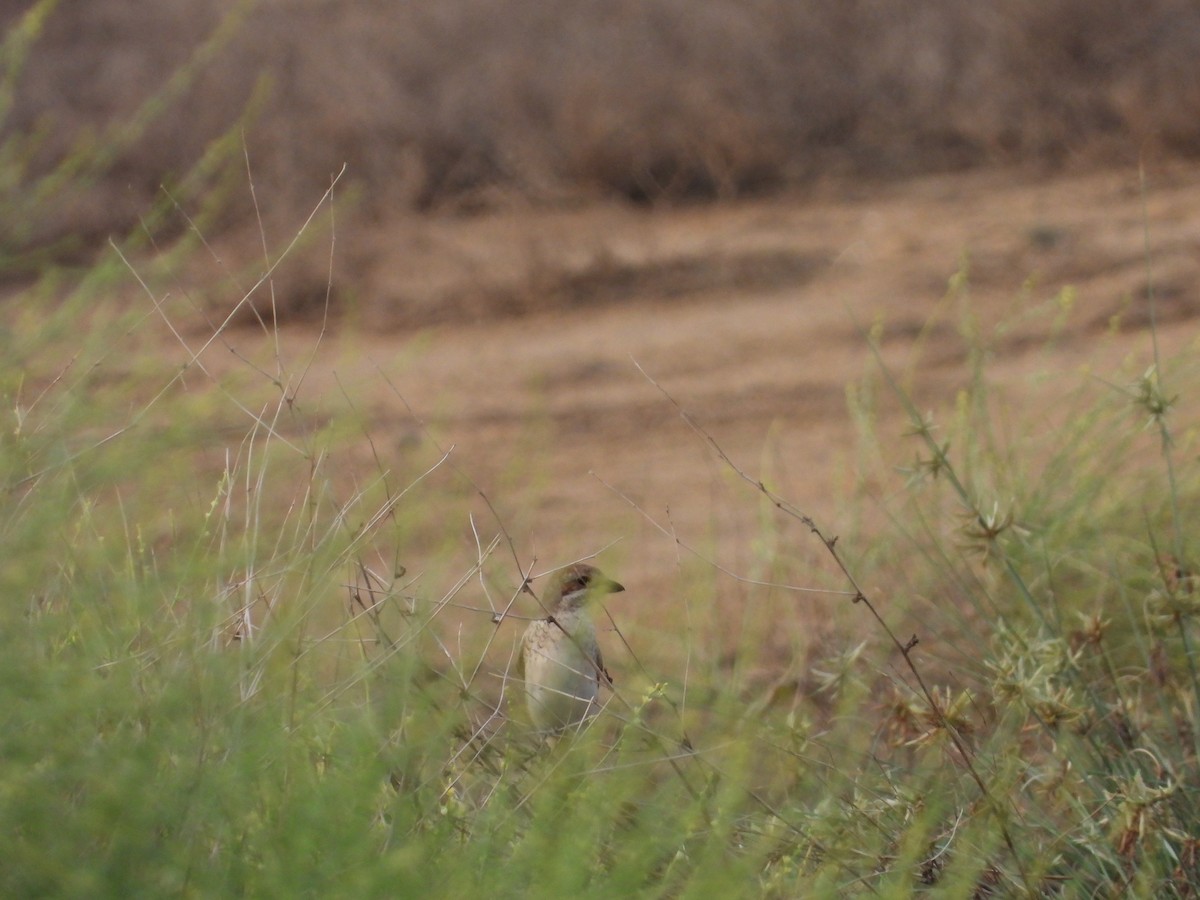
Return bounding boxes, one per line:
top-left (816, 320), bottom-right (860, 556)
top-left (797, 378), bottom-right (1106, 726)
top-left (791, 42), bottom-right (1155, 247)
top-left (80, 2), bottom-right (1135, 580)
top-left (155, 162), bottom-right (1200, 690)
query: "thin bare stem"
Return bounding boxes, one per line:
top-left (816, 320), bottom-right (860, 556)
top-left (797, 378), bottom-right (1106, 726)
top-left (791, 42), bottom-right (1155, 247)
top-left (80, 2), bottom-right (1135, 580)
top-left (633, 358), bottom-right (1033, 893)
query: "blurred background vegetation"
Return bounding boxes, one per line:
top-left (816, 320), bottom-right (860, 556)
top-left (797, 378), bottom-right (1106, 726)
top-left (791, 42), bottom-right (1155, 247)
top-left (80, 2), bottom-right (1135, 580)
top-left (4, 0), bottom-right (1199, 248)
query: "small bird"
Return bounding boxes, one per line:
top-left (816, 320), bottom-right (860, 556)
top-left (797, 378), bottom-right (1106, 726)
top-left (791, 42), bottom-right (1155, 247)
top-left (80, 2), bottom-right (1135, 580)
top-left (517, 563), bottom-right (624, 734)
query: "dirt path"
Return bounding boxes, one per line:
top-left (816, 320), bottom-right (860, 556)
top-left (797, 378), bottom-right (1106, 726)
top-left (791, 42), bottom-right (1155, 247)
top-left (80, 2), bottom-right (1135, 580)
top-left (193, 164), bottom-right (1200, 678)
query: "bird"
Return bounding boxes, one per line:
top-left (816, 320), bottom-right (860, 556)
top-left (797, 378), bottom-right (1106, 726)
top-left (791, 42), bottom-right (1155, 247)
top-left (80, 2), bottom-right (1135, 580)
top-left (517, 563), bottom-right (624, 734)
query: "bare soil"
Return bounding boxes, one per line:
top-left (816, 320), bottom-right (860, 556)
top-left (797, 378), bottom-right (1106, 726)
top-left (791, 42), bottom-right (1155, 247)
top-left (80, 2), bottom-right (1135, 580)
top-left (182, 163), bottom-right (1200, 685)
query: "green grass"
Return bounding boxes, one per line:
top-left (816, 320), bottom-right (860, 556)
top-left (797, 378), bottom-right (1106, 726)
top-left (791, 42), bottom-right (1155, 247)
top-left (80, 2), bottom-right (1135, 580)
top-left (4, 224), bottom-right (1199, 899)
top-left (3, 10), bottom-right (1200, 889)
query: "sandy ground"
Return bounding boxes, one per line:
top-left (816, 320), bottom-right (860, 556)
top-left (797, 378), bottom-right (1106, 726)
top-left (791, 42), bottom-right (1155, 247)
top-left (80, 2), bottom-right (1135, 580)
top-left (172, 163), bottom-right (1200, 688)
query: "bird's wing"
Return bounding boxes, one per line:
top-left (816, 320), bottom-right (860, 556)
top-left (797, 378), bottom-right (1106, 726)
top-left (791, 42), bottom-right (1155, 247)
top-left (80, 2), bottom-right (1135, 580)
top-left (595, 644), bottom-right (613, 687)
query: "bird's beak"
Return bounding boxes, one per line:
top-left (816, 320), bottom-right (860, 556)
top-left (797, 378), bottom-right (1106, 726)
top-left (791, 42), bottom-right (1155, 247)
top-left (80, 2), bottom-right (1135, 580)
top-left (605, 579), bottom-right (625, 594)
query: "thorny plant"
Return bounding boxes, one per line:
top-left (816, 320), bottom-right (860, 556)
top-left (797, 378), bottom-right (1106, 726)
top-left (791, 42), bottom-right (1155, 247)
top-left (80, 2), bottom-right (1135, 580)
top-left (9, 105), bottom-right (1200, 894)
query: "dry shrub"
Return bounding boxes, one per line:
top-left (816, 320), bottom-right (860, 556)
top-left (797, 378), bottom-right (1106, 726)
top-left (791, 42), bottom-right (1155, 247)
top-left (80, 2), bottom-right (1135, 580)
top-left (4, 0), bottom-right (1199, 246)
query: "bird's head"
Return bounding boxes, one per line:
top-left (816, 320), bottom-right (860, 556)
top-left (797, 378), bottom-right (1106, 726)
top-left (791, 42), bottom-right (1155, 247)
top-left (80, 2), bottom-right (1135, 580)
top-left (546, 563), bottom-right (624, 612)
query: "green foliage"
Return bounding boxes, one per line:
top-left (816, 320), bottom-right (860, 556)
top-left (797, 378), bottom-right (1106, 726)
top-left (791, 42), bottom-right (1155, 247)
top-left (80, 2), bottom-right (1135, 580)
top-left (3, 8), bottom-right (1199, 888)
top-left (7, 249), bottom-right (1199, 897)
